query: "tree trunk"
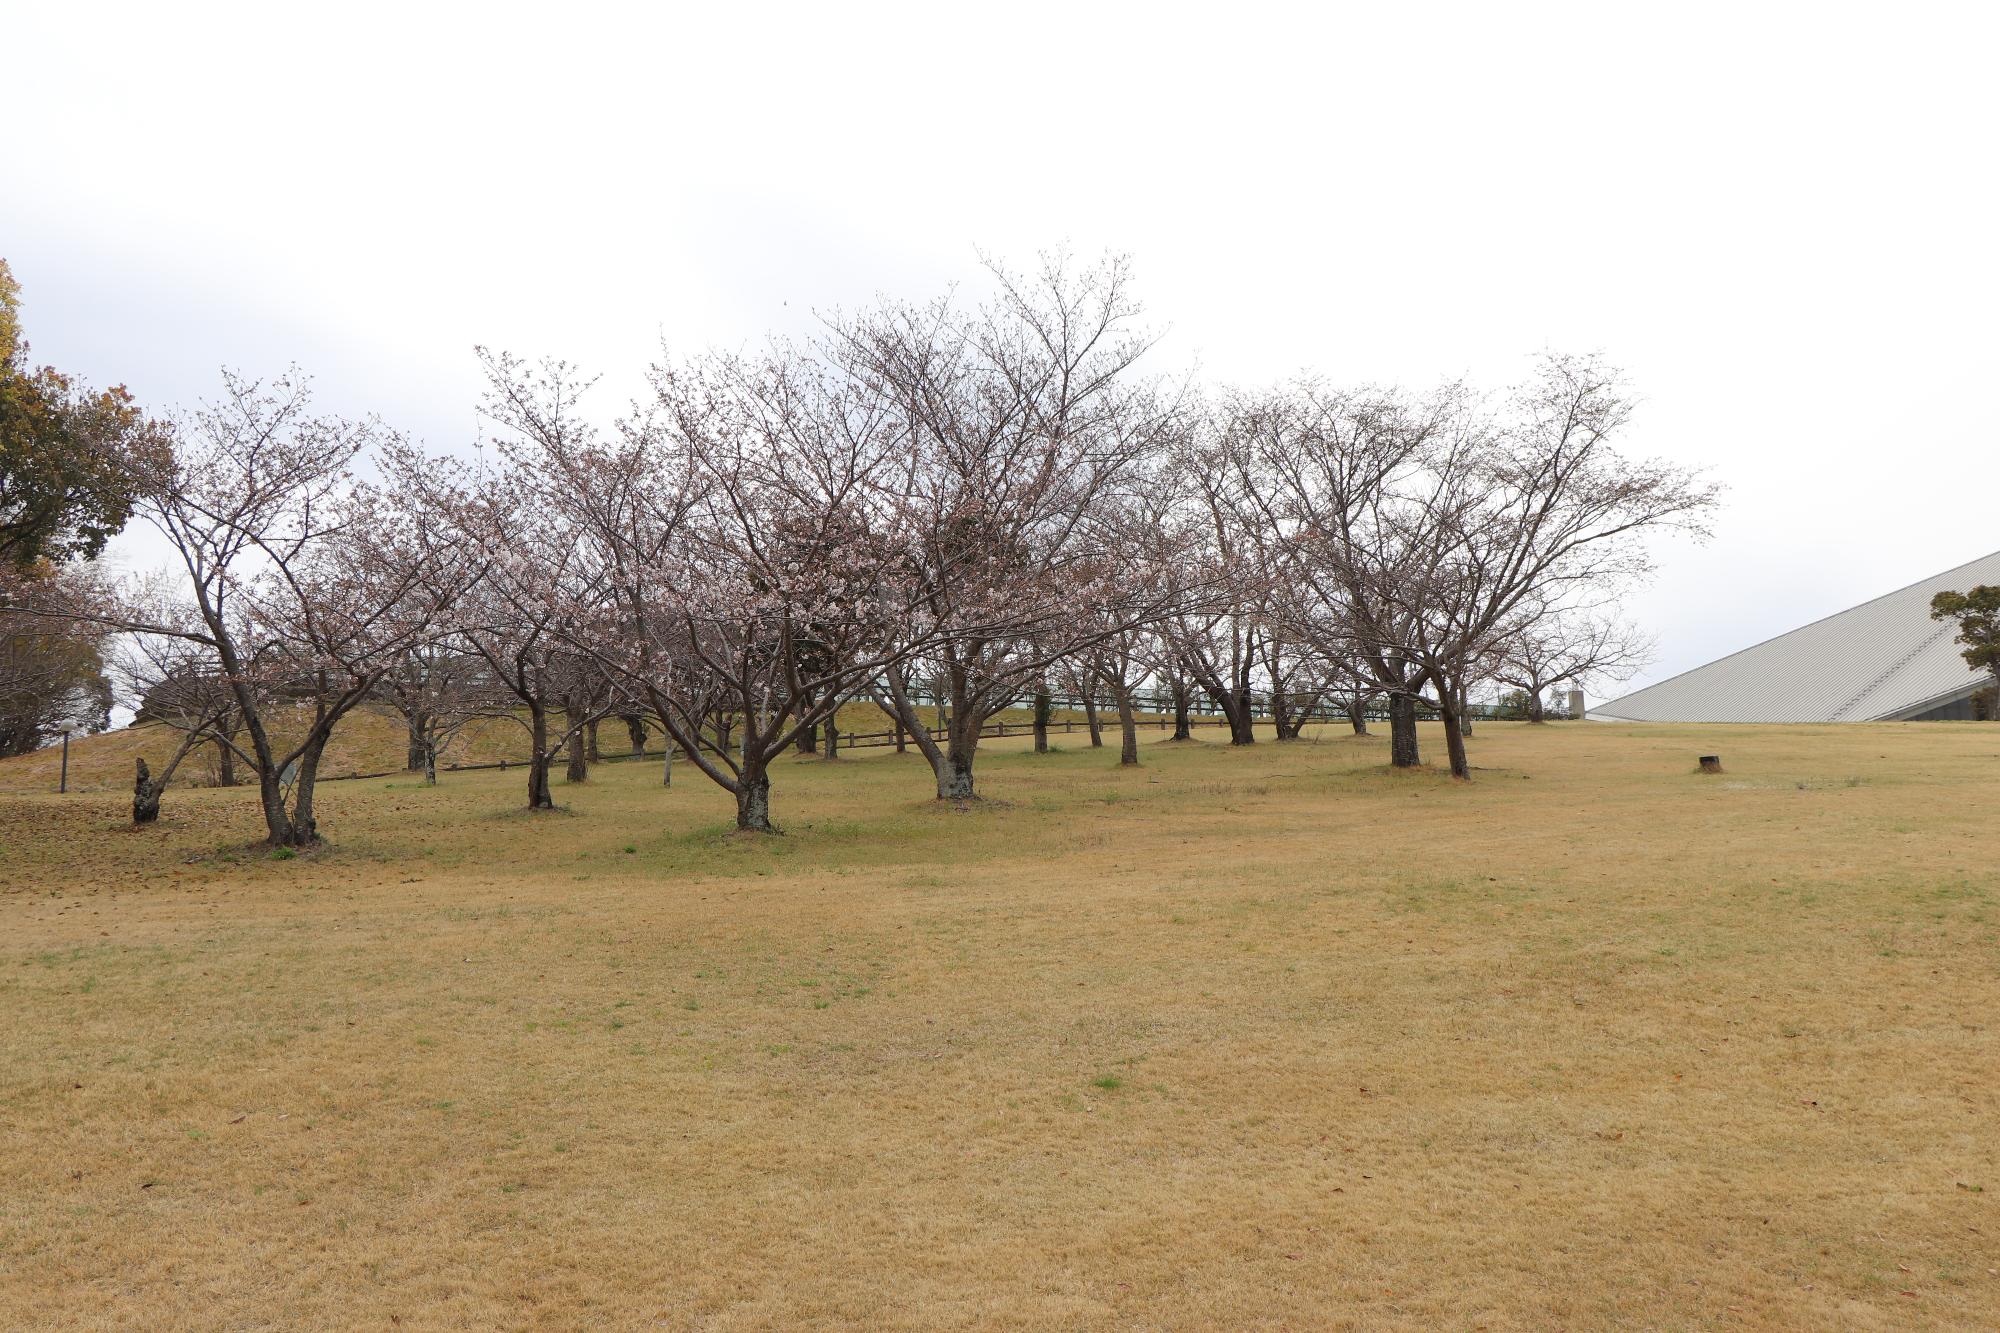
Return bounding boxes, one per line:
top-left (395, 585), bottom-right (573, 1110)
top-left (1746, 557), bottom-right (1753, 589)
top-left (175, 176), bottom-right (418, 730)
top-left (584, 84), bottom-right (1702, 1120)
top-left (824, 720), bottom-right (839, 760)
top-left (939, 746), bottom-right (975, 799)
top-left (1526, 691), bottom-right (1547, 724)
top-left (527, 705), bottom-right (555, 809)
top-left (1172, 680), bottom-right (1192, 740)
top-left (798, 721), bottom-right (819, 756)
top-left (280, 737), bottom-right (329, 847)
top-left (1033, 687), bottom-right (1051, 753)
top-left (587, 718), bottom-right (602, 761)
top-left (406, 712), bottom-right (428, 771)
top-left (565, 712), bottom-right (588, 783)
top-left (133, 758), bottom-right (160, 824)
top-left (662, 742), bottom-right (673, 787)
top-left (1440, 700), bottom-right (1472, 780)
top-left (1270, 686), bottom-right (1293, 741)
top-left (1195, 677), bottom-right (1254, 744)
top-left (1231, 679), bottom-right (1257, 744)
top-left (735, 765), bottom-right (774, 832)
top-left (885, 668), bottom-right (977, 802)
top-left (215, 734), bottom-right (236, 787)
top-left (1347, 696), bottom-right (1369, 736)
top-left (894, 717), bottom-right (906, 753)
top-left (624, 712), bottom-right (647, 753)
top-left (937, 713), bottom-right (979, 800)
top-left (256, 767), bottom-right (293, 844)
top-left (1115, 687), bottom-right (1139, 766)
top-left (424, 741), bottom-right (437, 786)
top-left (1389, 692), bottom-right (1421, 768)
top-left (1083, 691), bottom-right (1103, 747)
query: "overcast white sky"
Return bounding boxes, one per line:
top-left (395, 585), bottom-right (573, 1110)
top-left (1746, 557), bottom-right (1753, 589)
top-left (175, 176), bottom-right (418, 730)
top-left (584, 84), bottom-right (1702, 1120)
top-left (7, 2), bottom-right (1996, 699)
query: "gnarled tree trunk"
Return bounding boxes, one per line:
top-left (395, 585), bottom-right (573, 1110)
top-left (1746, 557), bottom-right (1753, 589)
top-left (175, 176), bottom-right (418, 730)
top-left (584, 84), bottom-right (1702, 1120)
top-left (133, 758), bottom-right (160, 824)
top-left (1230, 681), bottom-right (1257, 744)
top-left (735, 759), bottom-right (773, 831)
top-left (939, 729), bottom-right (976, 799)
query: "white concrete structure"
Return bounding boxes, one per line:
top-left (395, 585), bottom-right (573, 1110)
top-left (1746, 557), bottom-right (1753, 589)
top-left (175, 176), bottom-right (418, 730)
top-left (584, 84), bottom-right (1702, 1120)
top-left (1592, 549), bottom-right (2000, 722)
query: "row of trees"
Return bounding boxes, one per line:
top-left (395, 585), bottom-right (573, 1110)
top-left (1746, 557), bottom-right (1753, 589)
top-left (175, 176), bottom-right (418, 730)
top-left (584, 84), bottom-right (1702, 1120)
top-left (11, 254), bottom-right (1714, 844)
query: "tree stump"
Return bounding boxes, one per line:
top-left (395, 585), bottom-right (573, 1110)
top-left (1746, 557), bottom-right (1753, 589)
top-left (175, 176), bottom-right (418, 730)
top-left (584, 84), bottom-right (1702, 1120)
top-left (1698, 755), bottom-right (1722, 774)
top-left (133, 758), bottom-right (161, 824)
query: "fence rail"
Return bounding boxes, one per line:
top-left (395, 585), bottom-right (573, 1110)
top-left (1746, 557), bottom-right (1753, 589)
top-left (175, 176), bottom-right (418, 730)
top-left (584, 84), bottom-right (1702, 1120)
top-left (324, 700), bottom-right (1507, 784)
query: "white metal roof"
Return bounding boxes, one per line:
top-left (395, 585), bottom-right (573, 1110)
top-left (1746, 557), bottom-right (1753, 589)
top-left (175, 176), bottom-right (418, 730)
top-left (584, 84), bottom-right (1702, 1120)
top-left (1591, 548), bottom-right (2000, 722)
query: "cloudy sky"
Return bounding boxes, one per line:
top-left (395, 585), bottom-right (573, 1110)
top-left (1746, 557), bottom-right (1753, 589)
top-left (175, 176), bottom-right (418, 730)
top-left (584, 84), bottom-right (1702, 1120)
top-left (8, 2), bottom-right (1995, 698)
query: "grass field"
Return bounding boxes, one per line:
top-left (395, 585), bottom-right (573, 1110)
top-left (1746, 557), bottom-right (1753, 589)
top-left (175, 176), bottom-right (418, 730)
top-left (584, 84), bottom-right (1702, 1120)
top-left (2, 720), bottom-right (1997, 1329)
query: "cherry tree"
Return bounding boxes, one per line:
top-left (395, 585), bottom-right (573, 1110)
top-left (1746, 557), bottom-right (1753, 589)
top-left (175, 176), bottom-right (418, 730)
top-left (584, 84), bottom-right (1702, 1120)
top-left (1219, 378), bottom-right (1454, 768)
top-left (1385, 358), bottom-right (1712, 775)
top-left (830, 253), bottom-right (1196, 800)
top-left (438, 473), bottom-right (608, 811)
top-left (1492, 610), bottom-right (1650, 722)
top-left (373, 641), bottom-right (498, 783)
top-left (26, 371), bottom-right (482, 844)
top-left (477, 344), bottom-right (928, 832)
top-left (1247, 356), bottom-right (1711, 779)
top-left (1154, 420), bottom-right (1275, 746)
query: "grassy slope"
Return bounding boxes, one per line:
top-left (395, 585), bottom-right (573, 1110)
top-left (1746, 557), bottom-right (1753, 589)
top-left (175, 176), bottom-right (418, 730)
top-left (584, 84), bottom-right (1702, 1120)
top-left (1, 721), bottom-right (1996, 1329)
top-left (0, 700), bottom-right (1165, 795)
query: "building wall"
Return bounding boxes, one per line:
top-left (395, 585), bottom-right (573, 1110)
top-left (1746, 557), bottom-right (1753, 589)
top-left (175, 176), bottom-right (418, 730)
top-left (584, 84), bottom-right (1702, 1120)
top-left (1903, 684), bottom-right (1998, 722)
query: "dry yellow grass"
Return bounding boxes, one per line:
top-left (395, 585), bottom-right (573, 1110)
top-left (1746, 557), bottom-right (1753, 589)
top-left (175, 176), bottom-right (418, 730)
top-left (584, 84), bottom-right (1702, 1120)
top-left (2, 721), bottom-right (1997, 1330)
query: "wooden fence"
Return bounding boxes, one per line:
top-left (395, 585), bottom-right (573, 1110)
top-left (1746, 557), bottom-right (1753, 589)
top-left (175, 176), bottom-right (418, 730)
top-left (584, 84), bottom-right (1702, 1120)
top-left (328, 700), bottom-right (1497, 784)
